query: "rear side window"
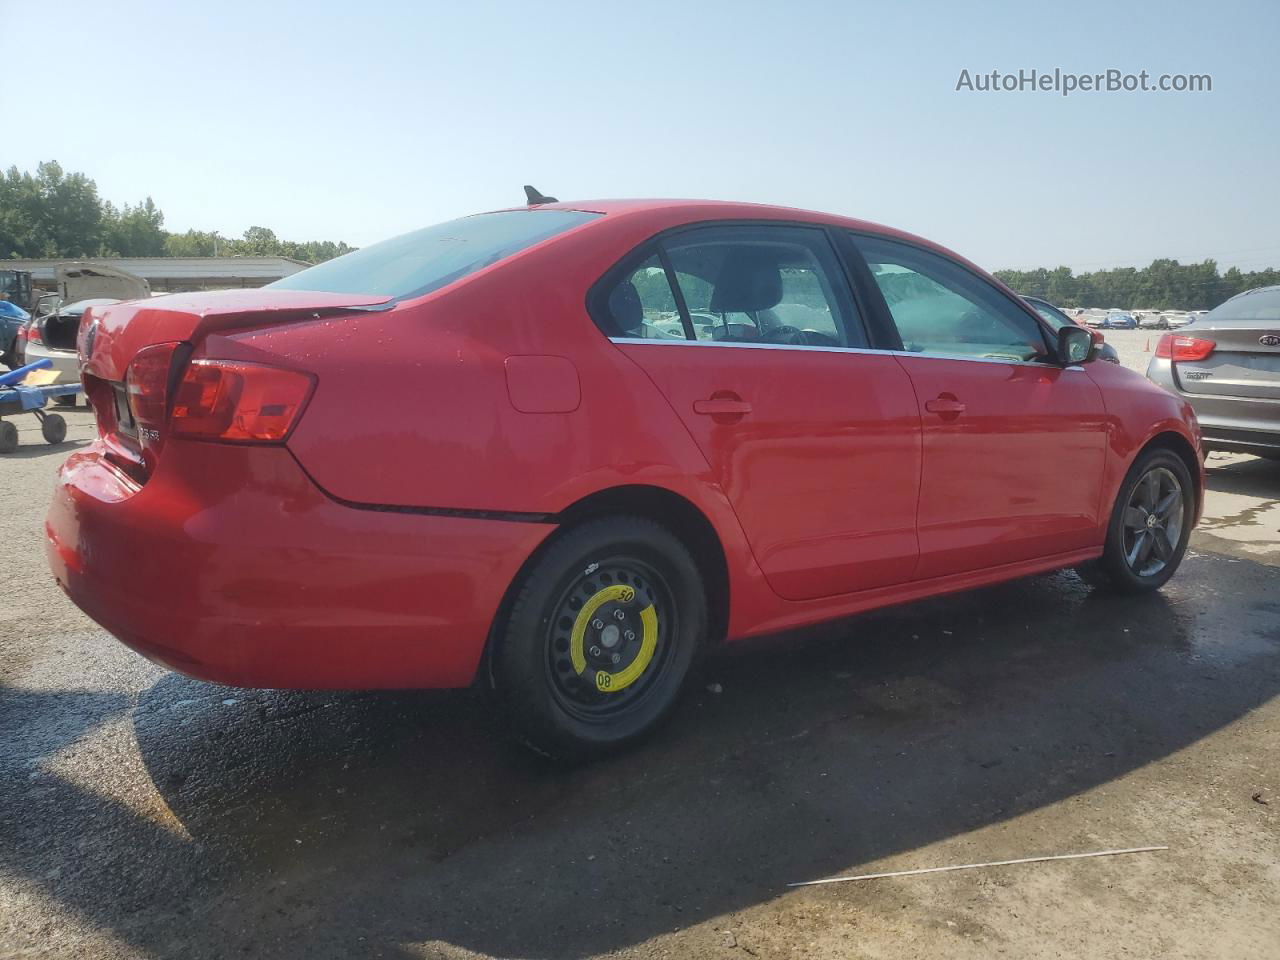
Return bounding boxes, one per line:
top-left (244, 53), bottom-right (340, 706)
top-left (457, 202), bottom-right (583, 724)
top-left (595, 224), bottom-right (865, 348)
top-left (269, 210), bottom-right (599, 301)
top-left (1208, 287), bottom-right (1280, 321)
top-left (853, 234), bottom-right (1049, 362)
top-left (596, 254), bottom-right (688, 340)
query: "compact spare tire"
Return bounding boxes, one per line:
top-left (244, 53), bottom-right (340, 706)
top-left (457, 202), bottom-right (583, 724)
top-left (492, 516), bottom-right (707, 759)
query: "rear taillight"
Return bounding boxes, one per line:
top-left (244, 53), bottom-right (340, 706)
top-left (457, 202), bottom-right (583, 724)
top-left (127, 342), bottom-right (181, 425)
top-left (126, 342), bottom-right (184, 471)
top-left (171, 360), bottom-right (314, 443)
top-left (24, 323), bottom-right (41, 345)
top-left (1155, 335), bottom-right (1216, 362)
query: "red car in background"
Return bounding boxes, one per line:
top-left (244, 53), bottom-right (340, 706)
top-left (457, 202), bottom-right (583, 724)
top-left (47, 197), bottom-right (1203, 757)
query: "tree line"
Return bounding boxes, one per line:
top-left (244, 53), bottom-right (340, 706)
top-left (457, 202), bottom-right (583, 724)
top-left (0, 161), bottom-right (354, 264)
top-left (994, 259), bottom-right (1279, 311)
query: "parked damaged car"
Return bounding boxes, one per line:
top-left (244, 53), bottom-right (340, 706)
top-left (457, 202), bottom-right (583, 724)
top-left (48, 197), bottom-right (1204, 758)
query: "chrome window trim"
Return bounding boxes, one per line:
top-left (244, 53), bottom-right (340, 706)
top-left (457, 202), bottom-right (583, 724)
top-left (607, 336), bottom-right (1085, 370)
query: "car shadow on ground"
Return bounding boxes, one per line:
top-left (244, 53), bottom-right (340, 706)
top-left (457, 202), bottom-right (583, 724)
top-left (0, 437), bottom-right (89, 460)
top-left (1205, 454), bottom-right (1280, 498)
top-left (2, 554), bottom-right (1278, 958)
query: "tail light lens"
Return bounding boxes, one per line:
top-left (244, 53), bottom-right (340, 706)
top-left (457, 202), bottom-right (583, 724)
top-left (127, 342), bottom-right (182, 425)
top-left (126, 342), bottom-right (184, 471)
top-left (1155, 335), bottom-right (1216, 362)
top-left (24, 322), bottom-right (42, 345)
top-left (171, 360), bottom-right (314, 443)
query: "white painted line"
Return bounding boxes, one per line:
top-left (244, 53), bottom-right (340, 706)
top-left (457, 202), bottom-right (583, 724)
top-left (787, 845), bottom-right (1169, 887)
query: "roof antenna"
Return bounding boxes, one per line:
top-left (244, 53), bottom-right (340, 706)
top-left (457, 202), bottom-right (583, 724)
top-left (524, 185), bottom-right (558, 205)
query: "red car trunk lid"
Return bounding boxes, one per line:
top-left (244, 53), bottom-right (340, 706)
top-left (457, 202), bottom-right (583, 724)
top-left (79, 289), bottom-right (392, 382)
top-left (79, 289), bottom-right (390, 481)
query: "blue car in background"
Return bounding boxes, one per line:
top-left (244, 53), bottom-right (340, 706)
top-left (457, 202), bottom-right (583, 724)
top-left (1105, 312), bottom-right (1137, 329)
top-left (0, 299), bottom-right (31, 370)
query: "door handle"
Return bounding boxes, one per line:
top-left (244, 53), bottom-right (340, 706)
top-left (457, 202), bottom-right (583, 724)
top-left (924, 395), bottom-right (966, 417)
top-left (693, 398), bottom-right (752, 417)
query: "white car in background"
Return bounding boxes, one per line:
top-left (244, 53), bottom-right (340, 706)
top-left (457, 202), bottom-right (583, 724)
top-left (19, 299), bottom-right (120, 405)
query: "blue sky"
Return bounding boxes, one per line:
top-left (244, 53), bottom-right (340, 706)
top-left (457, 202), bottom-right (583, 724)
top-left (6, 0), bottom-right (1277, 272)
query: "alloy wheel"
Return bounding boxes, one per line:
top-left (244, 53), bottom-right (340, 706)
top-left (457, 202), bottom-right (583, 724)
top-left (1122, 466), bottom-right (1185, 577)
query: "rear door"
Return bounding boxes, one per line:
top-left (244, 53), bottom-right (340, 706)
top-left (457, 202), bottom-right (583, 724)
top-left (595, 223), bottom-right (922, 601)
top-left (848, 233), bottom-right (1109, 579)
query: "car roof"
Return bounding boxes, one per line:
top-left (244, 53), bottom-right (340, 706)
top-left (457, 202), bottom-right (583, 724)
top-left (510, 197), bottom-right (915, 236)
top-left (490, 197), bottom-right (997, 285)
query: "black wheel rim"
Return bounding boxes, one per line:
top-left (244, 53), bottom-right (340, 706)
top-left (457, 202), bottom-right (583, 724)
top-left (543, 557), bottom-right (677, 722)
top-left (1122, 466), bottom-right (1185, 577)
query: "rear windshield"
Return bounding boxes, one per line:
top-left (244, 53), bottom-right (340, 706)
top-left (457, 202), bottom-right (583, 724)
top-left (268, 209), bottom-right (599, 300)
top-left (1208, 287), bottom-right (1280, 322)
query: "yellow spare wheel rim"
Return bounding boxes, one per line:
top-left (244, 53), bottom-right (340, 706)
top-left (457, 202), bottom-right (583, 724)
top-left (569, 583), bottom-right (659, 693)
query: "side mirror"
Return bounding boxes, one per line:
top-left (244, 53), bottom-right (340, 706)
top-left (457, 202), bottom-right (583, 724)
top-left (1056, 325), bottom-right (1094, 365)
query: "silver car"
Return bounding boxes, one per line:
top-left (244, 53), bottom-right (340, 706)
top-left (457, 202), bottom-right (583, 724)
top-left (21, 299), bottom-right (121, 400)
top-left (1146, 285), bottom-right (1280, 458)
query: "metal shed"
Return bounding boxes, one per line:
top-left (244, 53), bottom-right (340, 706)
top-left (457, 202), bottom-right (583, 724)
top-left (1, 256), bottom-right (311, 293)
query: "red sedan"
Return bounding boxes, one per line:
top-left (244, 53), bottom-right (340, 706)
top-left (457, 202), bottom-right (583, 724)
top-left (47, 197), bottom-right (1203, 757)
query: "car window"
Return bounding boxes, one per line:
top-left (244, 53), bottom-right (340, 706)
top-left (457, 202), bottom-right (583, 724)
top-left (661, 225), bottom-right (865, 348)
top-left (1027, 300), bottom-right (1070, 330)
top-left (1209, 287), bottom-right (1280, 321)
top-left (595, 254), bottom-right (688, 340)
top-left (853, 234), bottom-right (1049, 362)
top-left (269, 209), bottom-right (599, 301)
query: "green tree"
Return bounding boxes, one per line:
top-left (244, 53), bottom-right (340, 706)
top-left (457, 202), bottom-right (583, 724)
top-left (102, 197), bottom-right (166, 256)
top-left (0, 161), bottom-right (105, 257)
top-left (233, 226), bottom-right (282, 256)
top-left (163, 229), bottom-right (227, 257)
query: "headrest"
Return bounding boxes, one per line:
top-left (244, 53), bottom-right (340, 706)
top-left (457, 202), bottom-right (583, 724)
top-left (710, 249), bottom-right (783, 314)
top-left (607, 280), bottom-right (644, 335)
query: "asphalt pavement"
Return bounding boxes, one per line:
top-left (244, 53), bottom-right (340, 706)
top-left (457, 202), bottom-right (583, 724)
top-left (2, 355), bottom-right (1277, 959)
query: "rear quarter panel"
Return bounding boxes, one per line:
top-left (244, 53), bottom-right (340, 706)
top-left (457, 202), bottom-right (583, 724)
top-left (209, 220), bottom-right (787, 638)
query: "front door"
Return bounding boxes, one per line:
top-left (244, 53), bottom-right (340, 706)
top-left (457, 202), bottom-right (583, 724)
top-left (850, 232), bottom-right (1109, 579)
top-left (597, 223), bottom-right (922, 601)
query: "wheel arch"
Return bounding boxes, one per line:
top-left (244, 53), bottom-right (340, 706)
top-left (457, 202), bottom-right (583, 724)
top-left (480, 483), bottom-right (731, 688)
top-left (1138, 429), bottom-right (1203, 518)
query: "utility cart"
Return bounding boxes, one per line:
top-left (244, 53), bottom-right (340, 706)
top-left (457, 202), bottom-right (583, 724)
top-left (0, 359), bottom-right (82, 454)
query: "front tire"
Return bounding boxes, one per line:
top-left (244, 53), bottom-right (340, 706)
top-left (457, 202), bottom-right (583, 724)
top-left (492, 516), bottom-right (707, 760)
top-left (1077, 448), bottom-right (1193, 592)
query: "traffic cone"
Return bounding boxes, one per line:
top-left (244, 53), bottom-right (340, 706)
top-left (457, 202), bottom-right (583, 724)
top-left (1145, 338), bottom-right (1151, 352)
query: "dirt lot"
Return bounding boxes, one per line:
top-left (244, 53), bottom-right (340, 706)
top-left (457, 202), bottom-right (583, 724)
top-left (2, 355), bottom-right (1278, 959)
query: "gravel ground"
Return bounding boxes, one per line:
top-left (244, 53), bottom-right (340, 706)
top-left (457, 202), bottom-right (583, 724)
top-left (1096, 328), bottom-right (1165, 374)
top-left (2, 352), bottom-right (1277, 960)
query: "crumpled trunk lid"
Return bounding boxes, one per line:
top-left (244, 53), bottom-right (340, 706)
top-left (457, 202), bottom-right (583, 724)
top-left (55, 262), bottom-right (152, 304)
